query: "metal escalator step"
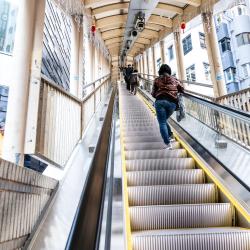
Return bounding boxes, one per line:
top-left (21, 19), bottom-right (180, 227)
top-left (132, 228), bottom-right (250, 250)
top-left (127, 169), bottom-right (205, 186)
top-left (123, 122), bottom-right (156, 127)
top-left (124, 131), bottom-right (160, 137)
top-left (124, 141), bottom-right (180, 151)
top-left (130, 203), bottom-right (234, 231)
top-left (128, 184), bottom-right (218, 206)
top-left (124, 136), bottom-right (163, 143)
top-left (126, 158), bottom-right (195, 171)
top-left (125, 149), bottom-right (187, 160)
top-left (123, 126), bottom-right (158, 132)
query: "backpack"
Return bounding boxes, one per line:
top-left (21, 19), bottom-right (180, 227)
top-left (176, 94), bottom-right (186, 122)
top-left (129, 74), bottom-right (138, 85)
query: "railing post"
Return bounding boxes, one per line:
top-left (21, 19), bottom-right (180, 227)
top-left (94, 82), bottom-right (96, 113)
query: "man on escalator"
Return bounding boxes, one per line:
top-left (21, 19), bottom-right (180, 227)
top-left (151, 64), bottom-right (184, 150)
top-left (124, 64), bottom-right (133, 91)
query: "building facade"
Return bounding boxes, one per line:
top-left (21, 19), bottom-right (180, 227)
top-left (215, 0), bottom-right (250, 93)
top-left (147, 15), bottom-right (214, 96)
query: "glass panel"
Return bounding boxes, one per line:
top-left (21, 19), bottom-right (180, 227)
top-left (173, 95), bottom-right (250, 188)
top-left (0, 0), bottom-right (18, 55)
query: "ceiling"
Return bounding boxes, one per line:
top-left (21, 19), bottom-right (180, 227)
top-left (84, 0), bottom-right (209, 65)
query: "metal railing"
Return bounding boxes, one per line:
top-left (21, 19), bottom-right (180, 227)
top-left (138, 74), bottom-right (250, 150)
top-left (217, 87), bottom-right (250, 113)
top-left (139, 73), bottom-right (250, 112)
top-left (33, 74), bottom-right (111, 167)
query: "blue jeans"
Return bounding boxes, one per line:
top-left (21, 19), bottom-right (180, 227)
top-left (155, 99), bottom-right (176, 144)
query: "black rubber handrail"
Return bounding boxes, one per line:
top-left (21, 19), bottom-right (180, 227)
top-left (65, 88), bottom-right (116, 250)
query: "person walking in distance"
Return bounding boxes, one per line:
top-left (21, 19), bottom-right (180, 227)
top-left (124, 64), bottom-right (133, 91)
top-left (129, 69), bottom-right (139, 95)
top-left (151, 64), bottom-right (184, 149)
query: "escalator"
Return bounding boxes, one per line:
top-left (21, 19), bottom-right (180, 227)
top-left (119, 84), bottom-right (250, 250)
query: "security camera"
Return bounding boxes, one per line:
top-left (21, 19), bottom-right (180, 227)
top-left (131, 30), bottom-right (138, 37)
top-left (135, 12), bottom-right (145, 32)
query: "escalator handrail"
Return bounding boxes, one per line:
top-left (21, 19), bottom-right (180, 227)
top-left (65, 88), bottom-right (116, 250)
top-left (137, 78), bottom-right (250, 123)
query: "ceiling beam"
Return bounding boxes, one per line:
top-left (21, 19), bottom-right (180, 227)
top-left (106, 42), bottom-right (122, 49)
top-left (92, 2), bottom-right (129, 16)
top-left (136, 37), bottom-right (151, 45)
top-left (102, 28), bottom-right (125, 40)
top-left (139, 29), bottom-right (159, 39)
top-left (96, 15), bottom-right (127, 30)
top-left (156, 3), bottom-right (183, 15)
top-left (100, 24), bottom-right (126, 33)
top-left (134, 43), bottom-right (145, 49)
top-left (105, 37), bottom-right (123, 46)
top-left (145, 23), bottom-right (165, 31)
top-left (173, 0), bottom-right (201, 7)
top-left (148, 15), bottom-right (173, 28)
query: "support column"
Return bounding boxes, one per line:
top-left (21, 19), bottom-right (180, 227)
top-left (174, 30), bottom-right (185, 80)
top-left (202, 12), bottom-right (226, 97)
top-left (146, 50), bottom-right (150, 75)
top-left (78, 28), bottom-right (84, 98)
top-left (140, 56), bottom-right (144, 74)
top-left (160, 40), bottom-right (166, 64)
top-left (3, 0), bottom-right (46, 165)
top-left (143, 53), bottom-right (147, 75)
top-left (70, 18), bottom-right (80, 97)
top-left (152, 45), bottom-right (157, 75)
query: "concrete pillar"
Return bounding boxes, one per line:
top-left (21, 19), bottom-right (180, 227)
top-left (3, 0), bottom-right (46, 165)
top-left (146, 50), bottom-right (150, 75)
top-left (140, 57), bottom-right (144, 74)
top-left (174, 30), bottom-right (185, 80)
top-left (143, 52), bottom-right (148, 75)
top-left (152, 45), bottom-right (157, 75)
top-left (78, 28), bottom-right (84, 98)
top-left (160, 40), bottom-right (166, 64)
top-left (70, 18), bottom-right (80, 97)
top-left (202, 12), bottom-right (226, 97)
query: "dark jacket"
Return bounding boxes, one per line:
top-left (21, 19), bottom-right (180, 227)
top-left (129, 72), bottom-right (138, 85)
top-left (151, 74), bottom-right (184, 103)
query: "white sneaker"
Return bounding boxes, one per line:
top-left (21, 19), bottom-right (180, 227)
top-left (170, 138), bottom-right (175, 142)
top-left (164, 143), bottom-right (172, 150)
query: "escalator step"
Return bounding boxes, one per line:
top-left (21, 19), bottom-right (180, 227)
top-left (124, 131), bottom-right (160, 137)
top-left (128, 184), bottom-right (218, 206)
top-left (123, 126), bottom-right (159, 132)
top-left (132, 228), bottom-right (250, 250)
top-left (130, 203), bottom-right (234, 231)
top-left (127, 169), bottom-right (205, 186)
top-left (124, 141), bottom-right (180, 151)
top-left (124, 136), bottom-right (163, 143)
top-left (125, 149), bottom-right (187, 160)
top-left (126, 158), bottom-right (195, 171)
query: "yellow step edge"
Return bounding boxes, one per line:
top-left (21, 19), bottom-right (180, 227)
top-left (119, 87), bottom-right (133, 250)
top-left (138, 91), bottom-right (250, 224)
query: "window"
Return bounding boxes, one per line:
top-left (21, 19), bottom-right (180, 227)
top-left (182, 34), bottom-right (192, 55)
top-left (236, 32), bottom-right (250, 46)
top-left (242, 63), bottom-right (250, 78)
top-left (156, 58), bottom-right (161, 70)
top-left (236, 33), bottom-right (250, 46)
top-left (172, 72), bottom-right (177, 77)
top-left (199, 32), bottom-right (206, 48)
top-left (203, 62), bottom-right (210, 81)
top-left (225, 68), bottom-right (236, 82)
top-left (220, 38), bottom-right (231, 52)
top-left (186, 64), bottom-right (196, 82)
top-left (0, 0), bottom-right (18, 54)
top-left (168, 45), bottom-right (174, 60)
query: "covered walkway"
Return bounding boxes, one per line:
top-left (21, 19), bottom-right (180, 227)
top-left (0, 0), bottom-right (250, 249)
